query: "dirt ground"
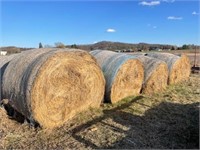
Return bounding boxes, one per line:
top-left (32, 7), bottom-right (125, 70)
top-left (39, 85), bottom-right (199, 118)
top-left (0, 73), bottom-right (199, 149)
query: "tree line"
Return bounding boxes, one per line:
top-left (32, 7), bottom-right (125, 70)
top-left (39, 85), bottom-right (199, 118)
top-left (38, 41), bottom-right (199, 51)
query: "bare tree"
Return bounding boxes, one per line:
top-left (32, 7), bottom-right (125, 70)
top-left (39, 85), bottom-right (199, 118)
top-left (55, 42), bottom-right (65, 48)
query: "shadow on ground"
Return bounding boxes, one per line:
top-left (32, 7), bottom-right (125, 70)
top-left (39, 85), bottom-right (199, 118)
top-left (71, 96), bottom-right (199, 149)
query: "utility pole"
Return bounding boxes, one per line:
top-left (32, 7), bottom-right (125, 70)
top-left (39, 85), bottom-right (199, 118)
top-left (194, 46), bottom-right (197, 67)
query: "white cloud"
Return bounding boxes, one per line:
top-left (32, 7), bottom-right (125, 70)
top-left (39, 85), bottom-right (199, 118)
top-left (162, 0), bottom-right (175, 3)
top-left (139, 1), bottom-right (160, 6)
top-left (167, 16), bottom-right (183, 20)
top-left (192, 11), bottom-right (200, 15)
top-left (106, 28), bottom-right (116, 33)
top-left (139, 0), bottom-right (175, 6)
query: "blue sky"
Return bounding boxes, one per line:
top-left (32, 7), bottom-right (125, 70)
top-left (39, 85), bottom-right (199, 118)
top-left (0, 0), bottom-right (199, 47)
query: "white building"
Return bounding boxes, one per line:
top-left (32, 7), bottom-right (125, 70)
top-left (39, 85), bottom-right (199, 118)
top-left (0, 51), bottom-right (7, 56)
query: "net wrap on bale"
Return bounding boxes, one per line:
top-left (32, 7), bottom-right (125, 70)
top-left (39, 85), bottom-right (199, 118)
top-left (2, 48), bottom-right (105, 128)
top-left (146, 52), bottom-right (191, 84)
top-left (90, 50), bottom-right (144, 103)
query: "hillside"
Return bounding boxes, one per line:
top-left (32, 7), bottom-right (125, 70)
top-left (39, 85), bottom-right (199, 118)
top-left (0, 46), bottom-right (33, 54)
top-left (1, 41), bottom-right (199, 53)
top-left (75, 41), bottom-right (178, 51)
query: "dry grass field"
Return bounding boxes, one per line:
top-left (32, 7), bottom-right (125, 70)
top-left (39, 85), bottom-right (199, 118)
top-left (0, 73), bottom-right (199, 149)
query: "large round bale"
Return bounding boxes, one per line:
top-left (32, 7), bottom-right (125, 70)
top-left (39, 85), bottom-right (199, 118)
top-left (2, 48), bottom-right (105, 128)
top-left (146, 52), bottom-right (191, 84)
top-left (0, 54), bottom-right (19, 100)
top-left (90, 50), bottom-right (144, 103)
top-left (132, 55), bottom-right (168, 94)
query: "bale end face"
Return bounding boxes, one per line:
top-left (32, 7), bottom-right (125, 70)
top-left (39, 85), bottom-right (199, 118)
top-left (31, 51), bottom-right (105, 128)
top-left (180, 54), bottom-right (191, 80)
top-left (110, 59), bottom-right (144, 103)
top-left (142, 63), bottom-right (168, 94)
top-left (169, 54), bottom-right (191, 84)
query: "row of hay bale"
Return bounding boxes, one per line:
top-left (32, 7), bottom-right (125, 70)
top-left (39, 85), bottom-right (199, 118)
top-left (90, 50), bottom-right (191, 103)
top-left (145, 52), bottom-right (191, 84)
top-left (0, 48), bottom-right (105, 128)
top-left (0, 48), bottom-right (190, 129)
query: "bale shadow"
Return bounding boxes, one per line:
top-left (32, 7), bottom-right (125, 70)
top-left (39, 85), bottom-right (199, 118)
top-left (71, 97), bottom-right (199, 149)
top-left (109, 101), bottom-right (199, 149)
top-left (71, 96), bottom-right (143, 149)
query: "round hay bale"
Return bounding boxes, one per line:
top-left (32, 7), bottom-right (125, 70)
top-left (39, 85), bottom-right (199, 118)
top-left (90, 50), bottom-right (144, 103)
top-left (132, 55), bottom-right (168, 94)
top-left (2, 48), bottom-right (105, 128)
top-left (0, 54), bottom-right (19, 100)
top-left (146, 53), bottom-right (191, 84)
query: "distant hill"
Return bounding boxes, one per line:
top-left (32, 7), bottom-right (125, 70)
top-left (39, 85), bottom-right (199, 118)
top-left (0, 46), bottom-right (33, 54)
top-left (1, 41), bottom-right (199, 54)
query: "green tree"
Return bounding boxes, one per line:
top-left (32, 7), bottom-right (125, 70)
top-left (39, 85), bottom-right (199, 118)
top-left (182, 44), bottom-right (189, 50)
top-left (39, 42), bottom-right (43, 48)
top-left (71, 44), bottom-right (78, 49)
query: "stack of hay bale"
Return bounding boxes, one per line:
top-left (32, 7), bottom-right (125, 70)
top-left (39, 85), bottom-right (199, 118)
top-left (129, 52), bottom-right (190, 91)
top-left (91, 50), bottom-right (190, 97)
top-left (0, 48), bottom-right (191, 128)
